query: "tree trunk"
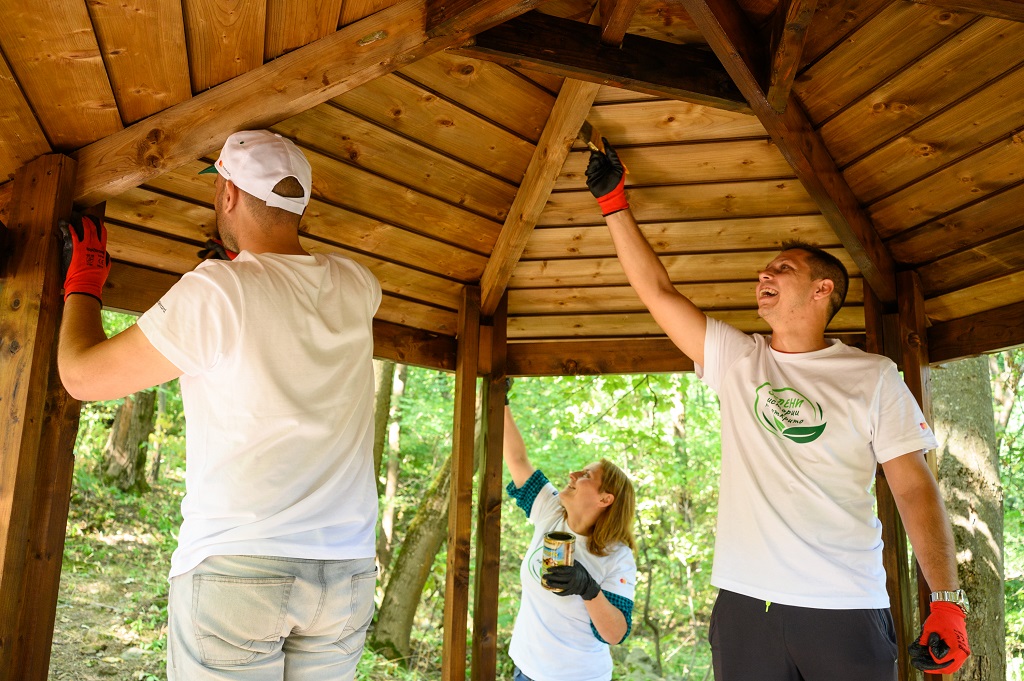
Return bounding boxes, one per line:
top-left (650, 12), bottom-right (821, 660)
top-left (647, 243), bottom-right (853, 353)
top-left (148, 388), bottom-right (167, 483)
top-left (372, 360), bottom-right (396, 487)
top-left (377, 364), bottom-right (407, 577)
top-left (931, 356), bottom-right (1004, 680)
top-left (102, 391), bottom-right (156, 494)
top-left (370, 452), bottom-right (451, 661)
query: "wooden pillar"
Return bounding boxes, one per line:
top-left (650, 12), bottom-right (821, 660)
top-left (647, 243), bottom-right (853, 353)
top-left (896, 270), bottom-right (952, 681)
top-left (0, 154), bottom-right (80, 681)
top-left (471, 294), bottom-right (507, 681)
top-left (442, 285), bottom-right (481, 681)
top-left (866, 285), bottom-right (915, 681)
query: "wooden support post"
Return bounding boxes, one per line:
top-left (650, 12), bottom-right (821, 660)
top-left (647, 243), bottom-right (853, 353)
top-left (896, 270), bottom-right (951, 681)
top-left (0, 154), bottom-right (79, 681)
top-left (471, 293), bottom-right (507, 681)
top-left (442, 285), bottom-right (481, 681)
top-left (866, 286), bottom-right (915, 681)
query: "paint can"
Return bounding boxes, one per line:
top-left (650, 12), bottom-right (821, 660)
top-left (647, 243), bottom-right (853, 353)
top-left (542, 531), bottom-right (575, 591)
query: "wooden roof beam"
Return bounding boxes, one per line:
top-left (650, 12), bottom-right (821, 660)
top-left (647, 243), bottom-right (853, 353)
top-left (598, 0), bottom-right (643, 46)
top-left (909, 0), bottom-right (1024, 22)
top-left (455, 11), bottom-right (751, 113)
top-left (928, 299), bottom-right (1024, 364)
top-left (681, 0), bottom-right (898, 303)
top-left (68, 0), bottom-right (554, 207)
top-left (766, 0), bottom-right (819, 113)
top-left (478, 78), bottom-right (601, 315)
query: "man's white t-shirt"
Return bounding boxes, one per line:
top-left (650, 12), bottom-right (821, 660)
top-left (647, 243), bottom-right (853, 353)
top-left (698, 317), bottom-right (938, 609)
top-left (137, 251), bottom-right (382, 578)
top-left (509, 480), bottom-right (636, 681)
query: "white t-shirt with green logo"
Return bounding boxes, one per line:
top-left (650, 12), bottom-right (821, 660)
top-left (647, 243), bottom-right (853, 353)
top-left (698, 317), bottom-right (937, 609)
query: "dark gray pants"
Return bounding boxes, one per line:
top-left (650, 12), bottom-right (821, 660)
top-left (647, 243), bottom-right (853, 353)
top-left (709, 589), bottom-right (898, 681)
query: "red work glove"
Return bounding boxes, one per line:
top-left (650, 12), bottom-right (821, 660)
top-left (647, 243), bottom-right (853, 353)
top-left (908, 602), bottom-right (970, 674)
top-left (61, 214), bottom-right (111, 303)
top-left (197, 238), bottom-right (237, 261)
top-left (585, 137), bottom-right (629, 216)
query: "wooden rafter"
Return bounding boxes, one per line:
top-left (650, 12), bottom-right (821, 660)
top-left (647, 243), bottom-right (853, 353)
top-left (479, 78), bottom-right (601, 315)
top-left (910, 0), bottom-right (1024, 22)
top-left (681, 0), bottom-right (898, 303)
top-left (598, 0), bottom-right (643, 46)
top-left (69, 0), bottom-right (554, 208)
top-left (456, 11), bottom-right (751, 113)
top-left (928, 299), bottom-right (1024, 364)
top-left (766, 0), bottom-right (819, 113)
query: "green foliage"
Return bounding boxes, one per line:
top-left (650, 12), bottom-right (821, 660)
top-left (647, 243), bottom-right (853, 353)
top-left (996, 349), bottom-right (1024, 676)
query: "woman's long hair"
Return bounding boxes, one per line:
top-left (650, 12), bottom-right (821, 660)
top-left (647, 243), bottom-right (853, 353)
top-left (587, 459), bottom-right (637, 557)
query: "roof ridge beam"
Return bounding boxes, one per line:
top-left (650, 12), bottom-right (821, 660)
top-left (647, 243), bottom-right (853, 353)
top-left (682, 0), bottom-right (898, 302)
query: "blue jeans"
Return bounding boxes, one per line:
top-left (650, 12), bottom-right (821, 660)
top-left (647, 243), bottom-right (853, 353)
top-left (168, 554), bottom-right (376, 680)
top-left (513, 667), bottom-right (535, 681)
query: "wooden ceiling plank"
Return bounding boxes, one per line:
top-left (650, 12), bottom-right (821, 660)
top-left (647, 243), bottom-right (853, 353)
top-left (555, 139), bottom-right (792, 190)
top-left (376, 294), bottom-right (460, 335)
top-left (0, 53), bottom-right (50, 183)
top-left (479, 78), bottom-right (600, 315)
top-left (910, 0), bottom-right (1024, 23)
top-left (70, 0), bottom-right (553, 208)
top-left (928, 299), bottom-right (1024, 364)
top-left (510, 248), bottom-right (860, 287)
top-left (273, 106), bottom-right (516, 222)
top-left (339, 0), bottom-right (400, 26)
top-left (86, 0), bottom-right (192, 124)
top-left (925, 270), bottom-right (1024, 322)
top-left (183, 0), bottom-right (266, 93)
top-left (507, 338), bottom-right (696, 375)
top-left (887, 180), bottom-right (1024, 264)
top-left (795, 3), bottom-right (973, 124)
top-left (587, 99), bottom-right (766, 143)
top-left (627, 0), bottom-right (704, 45)
top-left (399, 52), bottom-right (557, 142)
top-left (821, 18), bottom-right (1024, 167)
top-left (333, 74), bottom-right (536, 182)
top-left (265, 0), bottom-right (346, 60)
top-left (456, 11), bottom-right (752, 112)
top-left (539, 180), bottom-right (821, 225)
top-left (917, 228), bottom-right (1024, 296)
top-left (301, 145), bottom-right (502, 254)
top-left (0, 0), bottom-right (122, 149)
top-left (800, 0), bottom-right (891, 68)
top-left (867, 129), bottom-right (1024, 237)
top-left (599, 0), bottom-right (643, 46)
top-left (512, 66), bottom-right (565, 93)
top-left (508, 305), bottom-right (865, 337)
top-left (765, 0), bottom-right (818, 113)
top-left (524, 215), bottom-right (839, 258)
top-left (681, 0), bottom-right (898, 302)
top-left (508, 278), bottom-right (864, 313)
top-left (845, 64), bottom-right (1024, 204)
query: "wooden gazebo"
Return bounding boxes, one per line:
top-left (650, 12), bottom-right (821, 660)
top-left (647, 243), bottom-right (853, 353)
top-left (1, 0), bottom-right (1022, 679)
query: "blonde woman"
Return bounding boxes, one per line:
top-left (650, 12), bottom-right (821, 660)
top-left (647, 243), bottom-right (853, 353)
top-left (504, 400), bottom-right (638, 681)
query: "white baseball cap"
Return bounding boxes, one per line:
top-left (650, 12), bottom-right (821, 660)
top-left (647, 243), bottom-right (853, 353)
top-left (201, 130), bottom-right (312, 215)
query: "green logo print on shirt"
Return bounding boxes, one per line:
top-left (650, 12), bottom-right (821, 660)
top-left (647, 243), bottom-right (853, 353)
top-left (753, 382), bottom-right (827, 444)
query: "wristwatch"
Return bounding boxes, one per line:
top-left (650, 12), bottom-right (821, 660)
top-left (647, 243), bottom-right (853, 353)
top-left (930, 589), bottom-right (970, 614)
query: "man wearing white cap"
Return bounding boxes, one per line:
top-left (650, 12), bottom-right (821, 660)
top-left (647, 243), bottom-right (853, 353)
top-left (59, 130), bottom-right (382, 680)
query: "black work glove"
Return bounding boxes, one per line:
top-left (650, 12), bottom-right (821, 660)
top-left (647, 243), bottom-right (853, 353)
top-left (198, 238), bottom-right (237, 261)
top-left (543, 563), bottom-right (601, 601)
top-left (504, 377), bottom-right (513, 405)
top-left (584, 138), bottom-right (628, 216)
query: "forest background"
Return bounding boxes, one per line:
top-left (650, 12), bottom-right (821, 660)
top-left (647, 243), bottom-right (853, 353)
top-left (46, 311), bottom-right (1024, 680)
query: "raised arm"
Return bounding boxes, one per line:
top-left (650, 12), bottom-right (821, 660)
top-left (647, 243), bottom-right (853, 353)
top-left (586, 141), bottom-right (708, 366)
top-left (503, 405), bottom-right (536, 489)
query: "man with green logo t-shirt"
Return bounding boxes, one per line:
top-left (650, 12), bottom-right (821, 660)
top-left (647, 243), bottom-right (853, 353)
top-left (586, 140), bottom-right (970, 679)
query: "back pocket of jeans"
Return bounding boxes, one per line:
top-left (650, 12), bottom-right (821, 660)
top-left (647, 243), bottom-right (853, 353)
top-left (335, 568), bottom-right (377, 654)
top-left (193, 575), bottom-right (295, 666)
